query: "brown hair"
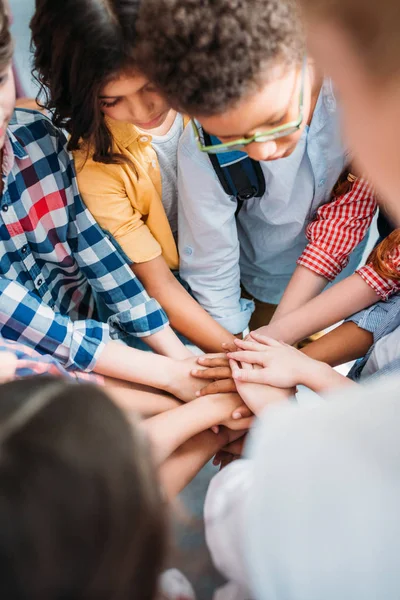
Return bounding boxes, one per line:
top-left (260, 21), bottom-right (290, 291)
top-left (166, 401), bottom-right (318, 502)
top-left (31, 0), bottom-right (141, 165)
top-left (0, 376), bottom-right (166, 599)
top-left (368, 229), bottom-right (400, 282)
top-left (298, 0), bottom-right (400, 80)
top-left (134, 0), bottom-right (304, 116)
top-left (0, 0), bottom-right (13, 73)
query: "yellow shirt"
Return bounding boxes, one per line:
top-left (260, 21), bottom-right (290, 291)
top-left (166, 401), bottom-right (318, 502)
top-left (73, 116), bottom-right (188, 270)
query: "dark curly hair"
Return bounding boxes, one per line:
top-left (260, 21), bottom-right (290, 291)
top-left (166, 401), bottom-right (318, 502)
top-left (135, 0), bottom-right (305, 116)
top-left (30, 0), bottom-right (141, 164)
top-left (0, 0), bottom-right (13, 73)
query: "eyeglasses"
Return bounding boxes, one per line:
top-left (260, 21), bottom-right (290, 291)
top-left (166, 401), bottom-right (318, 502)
top-left (192, 56), bottom-right (307, 154)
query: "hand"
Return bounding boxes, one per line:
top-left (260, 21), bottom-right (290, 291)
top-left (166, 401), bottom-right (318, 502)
top-left (207, 392), bottom-right (254, 430)
top-left (191, 353), bottom-right (237, 396)
top-left (167, 356), bottom-right (212, 402)
top-left (213, 430), bottom-right (247, 469)
top-left (227, 333), bottom-right (317, 388)
top-left (229, 358), bottom-right (295, 416)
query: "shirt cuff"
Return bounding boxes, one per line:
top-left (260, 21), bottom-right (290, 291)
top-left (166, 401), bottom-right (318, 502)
top-left (211, 298), bottom-right (255, 334)
top-left (356, 264), bottom-right (399, 301)
top-left (297, 244), bottom-right (345, 281)
top-left (66, 321), bottom-right (110, 372)
top-left (107, 297), bottom-right (169, 338)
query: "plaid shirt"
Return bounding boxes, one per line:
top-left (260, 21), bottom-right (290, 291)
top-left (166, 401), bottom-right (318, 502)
top-left (0, 337), bottom-right (104, 383)
top-left (0, 109), bottom-right (168, 371)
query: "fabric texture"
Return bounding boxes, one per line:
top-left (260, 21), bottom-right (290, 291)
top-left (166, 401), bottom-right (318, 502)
top-left (0, 109), bottom-right (168, 371)
top-left (74, 115), bottom-right (188, 269)
top-left (177, 78), bottom-right (374, 333)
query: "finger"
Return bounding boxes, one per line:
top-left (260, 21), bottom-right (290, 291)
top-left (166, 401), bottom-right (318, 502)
top-left (197, 355), bottom-right (229, 367)
top-left (250, 332), bottom-right (282, 347)
top-left (221, 341), bottom-right (237, 353)
top-left (224, 416), bottom-right (254, 430)
top-left (226, 350), bottom-right (265, 366)
top-left (223, 437), bottom-right (246, 455)
top-left (231, 368), bottom-right (269, 384)
top-left (232, 405), bottom-right (253, 419)
top-left (196, 379), bottom-right (237, 397)
top-left (233, 338), bottom-right (270, 352)
top-left (191, 366), bottom-right (231, 379)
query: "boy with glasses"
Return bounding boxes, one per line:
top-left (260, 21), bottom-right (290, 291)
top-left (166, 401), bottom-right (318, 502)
top-left (134, 0), bottom-right (385, 340)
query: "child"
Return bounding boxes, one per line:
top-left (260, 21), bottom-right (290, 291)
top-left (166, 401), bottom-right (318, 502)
top-left (0, 375), bottom-right (248, 599)
top-left (252, 229), bottom-right (400, 345)
top-left (132, 0), bottom-right (381, 337)
top-left (0, 0), bottom-right (229, 401)
top-left (30, 0), bottom-right (235, 354)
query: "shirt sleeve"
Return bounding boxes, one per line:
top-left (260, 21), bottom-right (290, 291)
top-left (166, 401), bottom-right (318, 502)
top-left (75, 156), bottom-right (162, 264)
top-left (62, 147), bottom-right (169, 338)
top-left (0, 276), bottom-right (108, 371)
top-left (297, 177), bottom-right (377, 280)
top-left (177, 126), bottom-right (254, 334)
top-left (356, 247), bottom-right (400, 301)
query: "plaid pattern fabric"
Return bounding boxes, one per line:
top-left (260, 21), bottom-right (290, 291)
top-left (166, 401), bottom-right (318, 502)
top-left (0, 337), bottom-right (104, 384)
top-left (297, 177), bottom-right (377, 281)
top-left (346, 293), bottom-right (400, 381)
top-left (0, 109), bottom-right (168, 371)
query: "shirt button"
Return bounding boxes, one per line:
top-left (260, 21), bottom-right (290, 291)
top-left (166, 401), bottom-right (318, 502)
top-left (318, 178), bottom-right (326, 187)
top-left (140, 136), bottom-right (149, 143)
top-left (2, 205), bottom-right (8, 212)
top-left (21, 245), bottom-right (27, 254)
top-left (184, 246), bottom-right (193, 256)
top-left (37, 278), bottom-right (43, 287)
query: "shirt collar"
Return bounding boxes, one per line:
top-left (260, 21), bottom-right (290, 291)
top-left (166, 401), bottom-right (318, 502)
top-left (3, 129), bottom-right (29, 175)
top-left (104, 114), bottom-right (191, 148)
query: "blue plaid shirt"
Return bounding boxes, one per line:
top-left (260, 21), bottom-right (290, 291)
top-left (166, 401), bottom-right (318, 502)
top-left (0, 109), bottom-right (168, 371)
top-left (347, 294), bottom-right (400, 381)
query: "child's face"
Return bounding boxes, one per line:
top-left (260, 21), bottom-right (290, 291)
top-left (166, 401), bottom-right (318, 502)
top-left (306, 21), bottom-right (400, 224)
top-left (0, 62), bottom-right (15, 150)
top-left (194, 61), bottom-right (313, 162)
top-left (99, 70), bottom-right (172, 130)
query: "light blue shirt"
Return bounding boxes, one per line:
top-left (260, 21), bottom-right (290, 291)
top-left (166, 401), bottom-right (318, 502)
top-left (178, 80), bottom-right (350, 333)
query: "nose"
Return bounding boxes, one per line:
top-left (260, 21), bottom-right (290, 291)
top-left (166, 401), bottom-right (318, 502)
top-left (128, 96), bottom-right (154, 123)
top-left (245, 140), bottom-right (278, 161)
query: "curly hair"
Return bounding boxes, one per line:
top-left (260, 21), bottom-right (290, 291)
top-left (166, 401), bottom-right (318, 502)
top-left (31, 0), bottom-right (141, 165)
top-left (134, 0), bottom-right (305, 116)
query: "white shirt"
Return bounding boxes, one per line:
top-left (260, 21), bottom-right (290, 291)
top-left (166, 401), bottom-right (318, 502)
top-left (205, 377), bottom-right (400, 599)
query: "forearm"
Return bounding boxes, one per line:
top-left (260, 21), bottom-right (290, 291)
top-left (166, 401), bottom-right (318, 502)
top-left (133, 258), bottom-right (234, 352)
top-left (258, 274), bottom-right (380, 344)
top-left (159, 430), bottom-right (225, 499)
top-left (140, 393), bottom-right (239, 464)
top-left (143, 325), bottom-right (193, 359)
top-left (272, 266), bottom-right (328, 322)
top-left (105, 383), bottom-right (181, 418)
top-left (301, 360), bottom-right (357, 393)
top-left (301, 321), bottom-right (374, 367)
top-left (93, 340), bottom-right (180, 392)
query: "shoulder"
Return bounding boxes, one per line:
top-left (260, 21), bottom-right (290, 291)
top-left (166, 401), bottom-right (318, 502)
top-left (179, 121), bottom-right (219, 174)
top-left (9, 109), bottom-right (68, 151)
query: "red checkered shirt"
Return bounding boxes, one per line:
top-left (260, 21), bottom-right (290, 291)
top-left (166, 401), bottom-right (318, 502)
top-left (296, 177), bottom-right (397, 300)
